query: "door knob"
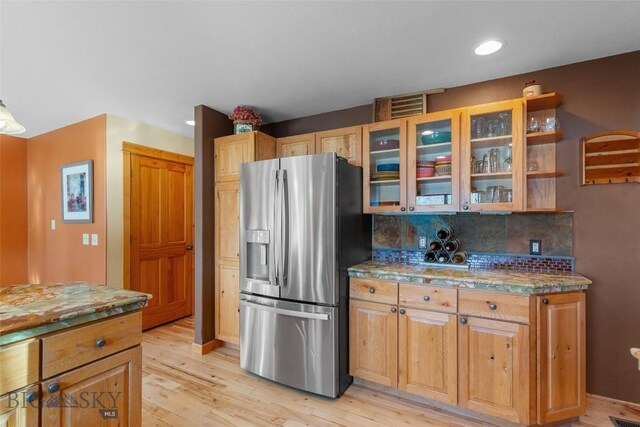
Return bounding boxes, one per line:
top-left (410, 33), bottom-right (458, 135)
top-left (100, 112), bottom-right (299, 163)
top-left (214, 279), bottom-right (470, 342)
top-left (186, 245), bottom-right (194, 251)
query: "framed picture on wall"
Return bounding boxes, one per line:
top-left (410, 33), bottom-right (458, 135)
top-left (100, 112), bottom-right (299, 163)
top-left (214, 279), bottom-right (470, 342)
top-left (61, 160), bottom-right (93, 223)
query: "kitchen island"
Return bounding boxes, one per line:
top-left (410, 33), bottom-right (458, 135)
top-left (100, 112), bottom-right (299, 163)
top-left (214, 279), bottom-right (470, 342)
top-left (0, 283), bottom-right (149, 427)
top-left (348, 261), bottom-right (591, 426)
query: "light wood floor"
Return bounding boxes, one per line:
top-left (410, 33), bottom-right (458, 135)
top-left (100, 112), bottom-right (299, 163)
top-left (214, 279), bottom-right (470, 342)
top-left (142, 317), bottom-right (640, 427)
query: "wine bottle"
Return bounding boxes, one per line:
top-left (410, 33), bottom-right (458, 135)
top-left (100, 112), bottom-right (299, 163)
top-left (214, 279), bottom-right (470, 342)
top-left (436, 227), bottom-right (452, 240)
top-left (429, 240), bottom-right (442, 251)
top-left (436, 250), bottom-right (450, 263)
top-left (444, 239), bottom-right (459, 252)
top-left (424, 251), bottom-right (437, 263)
top-left (451, 251), bottom-right (468, 264)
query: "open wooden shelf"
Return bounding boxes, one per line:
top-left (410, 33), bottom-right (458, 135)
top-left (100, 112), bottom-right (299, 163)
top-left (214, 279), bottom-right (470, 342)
top-left (527, 170), bottom-right (563, 179)
top-left (527, 130), bottom-right (564, 145)
top-left (525, 92), bottom-right (564, 112)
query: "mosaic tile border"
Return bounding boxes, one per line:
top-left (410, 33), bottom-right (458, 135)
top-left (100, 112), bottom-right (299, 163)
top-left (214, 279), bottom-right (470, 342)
top-left (372, 249), bottom-right (575, 273)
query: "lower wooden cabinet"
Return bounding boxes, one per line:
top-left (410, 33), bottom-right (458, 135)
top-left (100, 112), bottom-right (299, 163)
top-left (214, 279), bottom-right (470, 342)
top-left (458, 316), bottom-right (530, 424)
top-left (41, 346), bottom-right (142, 427)
top-left (0, 384), bottom-right (39, 427)
top-left (398, 308), bottom-right (457, 404)
top-left (537, 293), bottom-right (586, 424)
top-left (215, 263), bottom-right (240, 344)
top-left (349, 300), bottom-right (397, 387)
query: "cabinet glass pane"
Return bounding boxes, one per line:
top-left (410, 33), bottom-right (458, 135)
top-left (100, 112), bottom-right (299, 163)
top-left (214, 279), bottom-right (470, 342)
top-left (369, 127), bottom-right (401, 208)
top-left (415, 119), bottom-right (452, 206)
top-left (469, 110), bottom-right (514, 204)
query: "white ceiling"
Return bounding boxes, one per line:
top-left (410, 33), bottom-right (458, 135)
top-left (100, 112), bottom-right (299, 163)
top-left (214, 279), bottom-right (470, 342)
top-left (1, 1), bottom-right (639, 138)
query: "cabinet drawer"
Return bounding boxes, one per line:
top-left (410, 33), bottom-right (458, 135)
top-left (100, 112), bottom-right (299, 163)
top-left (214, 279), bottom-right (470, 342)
top-left (42, 311), bottom-right (142, 378)
top-left (459, 290), bottom-right (530, 324)
top-left (399, 283), bottom-right (457, 313)
top-left (350, 278), bottom-right (398, 304)
top-left (0, 339), bottom-right (40, 395)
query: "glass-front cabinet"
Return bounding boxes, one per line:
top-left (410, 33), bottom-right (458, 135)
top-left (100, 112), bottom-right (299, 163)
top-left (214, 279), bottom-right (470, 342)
top-left (461, 100), bottom-right (524, 212)
top-left (407, 110), bottom-right (460, 213)
top-left (363, 119), bottom-right (407, 213)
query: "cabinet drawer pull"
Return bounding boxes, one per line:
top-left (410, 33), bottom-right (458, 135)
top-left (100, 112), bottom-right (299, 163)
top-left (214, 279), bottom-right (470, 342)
top-left (48, 383), bottom-right (60, 394)
top-left (96, 338), bottom-right (106, 348)
top-left (460, 317), bottom-right (468, 325)
top-left (25, 392), bottom-right (38, 403)
top-left (409, 207), bottom-right (415, 211)
top-left (399, 309), bottom-right (406, 315)
top-left (369, 288), bottom-right (375, 294)
top-left (400, 207), bottom-right (406, 212)
top-left (489, 303), bottom-right (497, 311)
top-left (423, 295), bottom-right (430, 302)
top-left (391, 307), bottom-right (397, 313)
top-left (542, 298), bottom-right (549, 305)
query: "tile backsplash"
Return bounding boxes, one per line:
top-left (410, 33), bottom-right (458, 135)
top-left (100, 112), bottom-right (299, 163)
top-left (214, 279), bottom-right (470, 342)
top-left (373, 213), bottom-right (573, 257)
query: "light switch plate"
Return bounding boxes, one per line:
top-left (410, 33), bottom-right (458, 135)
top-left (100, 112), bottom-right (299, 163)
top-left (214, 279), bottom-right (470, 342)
top-left (530, 239), bottom-right (542, 255)
top-left (91, 234), bottom-right (99, 246)
top-left (82, 233), bottom-right (90, 245)
top-left (51, 219), bottom-right (56, 230)
top-left (418, 236), bottom-right (427, 249)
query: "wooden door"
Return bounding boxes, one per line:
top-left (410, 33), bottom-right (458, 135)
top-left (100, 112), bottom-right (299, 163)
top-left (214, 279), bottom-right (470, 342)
top-left (276, 133), bottom-right (316, 158)
top-left (349, 300), bottom-right (397, 387)
top-left (460, 99), bottom-right (524, 212)
top-left (214, 133), bottom-right (254, 182)
top-left (362, 119), bottom-right (408, 214)
top-left (316, 126), bottom-right (362, 166)
top-left (398, 308), bottom-right (457, 404)
top-left (127, 148), bottom-right (194, 330)
top-left (0, 384), bottom-right (39, 427)
top-left (42, 346), bottom-right (141, 427)
top-left (406, 110), bottom-right (461, 213)
top-left (459, 316), bottom-right (530, 424)
top-left (537, 292), bottom-right (586, 424)
top-left (214, 181), bottom-right (240, 344)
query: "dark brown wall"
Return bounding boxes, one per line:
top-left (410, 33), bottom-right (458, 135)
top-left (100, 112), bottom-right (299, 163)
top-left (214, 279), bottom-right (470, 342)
top-left (193, 105), bottom-right (233, 345)
top-left (264, 51), bottom-right (640, 403)
top-left (262, 104), bottom-right (372, 137)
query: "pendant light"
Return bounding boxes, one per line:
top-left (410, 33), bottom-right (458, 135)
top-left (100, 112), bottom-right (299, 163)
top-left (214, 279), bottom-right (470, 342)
top-left (0, 99), bottom-right (26, 135)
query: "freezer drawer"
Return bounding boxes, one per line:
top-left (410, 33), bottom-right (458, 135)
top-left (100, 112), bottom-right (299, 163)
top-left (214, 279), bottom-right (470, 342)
top-left (239, 294), bottom-right (339, 397)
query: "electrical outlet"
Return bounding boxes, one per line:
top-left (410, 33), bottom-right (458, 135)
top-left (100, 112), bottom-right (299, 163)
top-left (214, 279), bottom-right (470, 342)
top-left (418, 236), bottom-right (427, 249)
top-left (530, 239), bottom-right (542, 255)
top-left (82, 233), bottom-right (90, 245)
top-left (91, 234), bottom-right (99, 246)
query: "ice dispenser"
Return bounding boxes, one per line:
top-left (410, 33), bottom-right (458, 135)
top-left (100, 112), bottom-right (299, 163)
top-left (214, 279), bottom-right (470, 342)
top-left (244, 229), bottom-right (270, 282)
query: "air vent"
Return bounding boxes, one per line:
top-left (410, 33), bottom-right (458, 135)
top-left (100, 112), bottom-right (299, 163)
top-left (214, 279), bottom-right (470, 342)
top-left (610, 416), bottom-right (640, 427)
top-left (373, 88), bottom-right (445, 122)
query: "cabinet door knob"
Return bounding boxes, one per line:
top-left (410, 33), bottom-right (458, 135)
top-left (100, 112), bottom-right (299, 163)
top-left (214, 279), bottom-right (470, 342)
top-left (96, 338), bottom-right (106, 348)
top-left (460, 317), bottom-right (468, 325)
top-left (48, 383), bottom-right (60, 394)
top-left (25, 392), bottom-right (38, 403)
top-left (400, 207), bottom-right (406, 212)
top-left (399, 309), bottom-right (406, 315)
top-left (489, 303), bottom-right (497, 311)
top-left (542, 298), bottom-right (549, 305)
top-left (409, 207), bottom-right (415, 211)
top-left (369, 288), bottom-right (375, 294)
top-left (463, 204), bottom-right (470, 211)
top-left (391, 307), bottom-right (397, 313)
top-left (423, 295), bottom-right (430, 302)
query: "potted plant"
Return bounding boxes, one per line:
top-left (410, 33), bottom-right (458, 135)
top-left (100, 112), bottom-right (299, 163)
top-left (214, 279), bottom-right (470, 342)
top-left (229, 106), bottom-right (262, 134)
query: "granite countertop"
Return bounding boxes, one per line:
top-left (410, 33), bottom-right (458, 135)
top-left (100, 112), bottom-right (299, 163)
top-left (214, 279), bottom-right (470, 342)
top-left (348, 260), bottom-right (591, 294)
top-left (0, 283), bottom-right (150, 343)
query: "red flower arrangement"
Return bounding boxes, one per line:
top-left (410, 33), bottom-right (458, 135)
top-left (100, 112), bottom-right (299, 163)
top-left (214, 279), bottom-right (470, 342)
top-left (229, 106), bottom-right (262, 126)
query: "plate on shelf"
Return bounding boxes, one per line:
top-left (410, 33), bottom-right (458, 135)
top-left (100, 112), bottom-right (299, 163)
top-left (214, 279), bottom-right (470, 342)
top-left (421, 131), bottom-right (451, 145)
top-left (377, 163), bottom-right (400, 172)
top-left (371, 171), bottom-right (399, 180)
top-left (371, 139), bottom-right (399, 151)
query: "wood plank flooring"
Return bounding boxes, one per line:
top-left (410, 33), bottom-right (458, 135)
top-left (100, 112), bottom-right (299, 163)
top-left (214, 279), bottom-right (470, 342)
top-left (142, 317), bottom-right (640, 427)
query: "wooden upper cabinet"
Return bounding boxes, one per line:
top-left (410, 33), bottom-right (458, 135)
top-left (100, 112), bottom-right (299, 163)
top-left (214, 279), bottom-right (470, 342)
top-left (363, 119), bottom-right (408, 214)
top-left (276, 133), bottom-right (316, 158)
top-left (537, 292), bottom-right (586, 424)
top-left (214, 131), bottom-right (276, 182)
top-left (461, 99), bottom-right (524, 212)
top-left (398, 308), bottom-right (457, 404)
top-left (215, 181), bottom-right (240, 262)
top-left (407, 110), bottom-right (461, 213)
top-left (316, 126), bottom-right (362, 166)
top-left (349, 300), bottom-right (398, 387)
top-left (459, 316), bottom-right (530, 424)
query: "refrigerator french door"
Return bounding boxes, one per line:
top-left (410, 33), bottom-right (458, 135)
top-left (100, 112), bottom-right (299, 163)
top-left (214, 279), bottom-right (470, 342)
top-left (239, 153), bottom-right (370, 398)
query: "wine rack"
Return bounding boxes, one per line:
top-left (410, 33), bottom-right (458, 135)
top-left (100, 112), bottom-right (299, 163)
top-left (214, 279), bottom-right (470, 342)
top-left (424, 227), bottom-right (468, 265)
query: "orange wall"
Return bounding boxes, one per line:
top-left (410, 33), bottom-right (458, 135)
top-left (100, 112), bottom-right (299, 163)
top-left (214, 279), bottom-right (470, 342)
top-left (0, 135), bottom-right (29, 284)
top-left (27, 115), bottom-right (107, 284)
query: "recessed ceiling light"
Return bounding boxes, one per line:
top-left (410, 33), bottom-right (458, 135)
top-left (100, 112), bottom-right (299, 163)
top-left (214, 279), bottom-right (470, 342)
top-left (185, 120), bottom-right (195, 126)
top-left (474, 40), bottom-right (503, 56)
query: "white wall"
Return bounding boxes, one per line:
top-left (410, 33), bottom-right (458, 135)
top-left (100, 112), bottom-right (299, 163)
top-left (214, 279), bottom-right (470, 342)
top-left (105, 115), bottom-right (193, 288)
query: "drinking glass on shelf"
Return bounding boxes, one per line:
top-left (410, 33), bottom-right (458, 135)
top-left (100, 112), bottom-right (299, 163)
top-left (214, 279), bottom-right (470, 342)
top-left (542, 116), bottom-right (560, 131)
top-left (497, 112), bottom-right (511, 136)
top-left (502, 145), bottom-right (512, 172)
top-left (527, 160), bottom-right (539, 171)
top-left (482, 153), bottom-right (490, 173)
top-left (474, 117), bottom-right (484, 139)
top-left (489, 148), bottom-right (500, 173)
top-left (501, 189), bottom-right (513, 203)
top-left (527, 117), bottom-right (540, 133)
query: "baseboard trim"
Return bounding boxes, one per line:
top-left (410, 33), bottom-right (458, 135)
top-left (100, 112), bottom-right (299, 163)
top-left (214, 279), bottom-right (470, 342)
top-left (587, 393), bottom-right (640, 409)
top-left (191, 339), bottom-right (223, 355)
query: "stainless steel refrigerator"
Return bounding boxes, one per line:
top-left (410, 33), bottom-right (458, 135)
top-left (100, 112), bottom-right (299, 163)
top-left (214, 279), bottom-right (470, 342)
top-left (239, 152), bottom-right (371, 398)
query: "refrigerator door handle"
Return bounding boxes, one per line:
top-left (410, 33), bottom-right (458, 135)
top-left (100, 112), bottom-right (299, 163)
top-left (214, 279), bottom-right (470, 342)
top-left (279, 169), bottom-right (289, 287)
top-left (272, 170), bottom-right (279, 286)
top-left (240, 300), bottom-right (331, 321)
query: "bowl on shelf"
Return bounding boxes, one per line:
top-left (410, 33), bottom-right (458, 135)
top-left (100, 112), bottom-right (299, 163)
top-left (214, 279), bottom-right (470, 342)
top-left (371, 139), bottom-right (399, 151)
top-left (421, 131), bottom-right (452, 145)
top-left (434, 156), bottom-right (452, 176)
top-left (377, 163), bottom-right (400, 172)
